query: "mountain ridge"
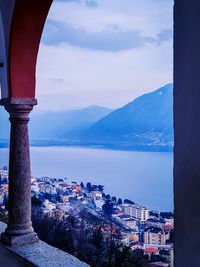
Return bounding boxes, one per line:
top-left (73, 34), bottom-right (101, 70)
top-left (80, 83), bottom-right (173, 151)
top-left (0, 84), bottom-right (173, 151)
top-left (0, 105), bottom-right (112, 141)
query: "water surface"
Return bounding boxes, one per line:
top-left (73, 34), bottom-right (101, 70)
top-left (0, 147), bottom-right (173, 211)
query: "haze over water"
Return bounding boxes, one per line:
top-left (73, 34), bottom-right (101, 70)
top-left (0, 147), bottom-right (173, 212)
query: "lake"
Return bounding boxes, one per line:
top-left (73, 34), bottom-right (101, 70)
top-left (0, 146), bottom-right (173, 212)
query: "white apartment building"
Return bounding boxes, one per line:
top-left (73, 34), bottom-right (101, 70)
top-left (90, 191), bottom-right (104, 209)
top-left (90, 191), bottom-right (102, 200)
top-left (31, 183), bottom-right (40, 193)
top-left (0, 193), bottom-right (4, 205)
top-left (0, 169), bottom-right (8, 177)
top-left (144, 227), bottom-right (166, 246)
top-left (0, 169), bottom-right (8, 183)
top-left (122, 204), bottom-right (149, 221)
top-left (57, 183), bottom-right (69, 193)
top-left (43, 199), bottom-right (56, 210)
top-left (124, 218), bottom-right (138, 230)
top-left (164, 218), bottom-right (174, 229)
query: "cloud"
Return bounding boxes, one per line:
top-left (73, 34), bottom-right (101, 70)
top-left (36, 41), bottom-right (172, 110)
top-left (157, 29), bottom-right (173, 44)
top-left (50, 78), bottom-right (65, 83)
top-left (85, 0), bottom-right (98, 8)
top-left (55, 0), bottom-right (98, 8)
top-left (36, 0), bottom-right (173, 110)
top-left (42, 20), bottom-right (171, 52)
top-left (48, 0), bottom-right (173, 35)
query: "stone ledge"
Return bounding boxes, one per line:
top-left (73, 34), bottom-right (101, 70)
top-left (0, 222), bottom-right (90, 267)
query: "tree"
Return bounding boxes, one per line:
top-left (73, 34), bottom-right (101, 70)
top-left (106, 223), bottom-right (122, 266)
top-left (150, 253), bottom-right (167, 263)
top-left (160, 212), bottom-right (174, 219)
top-left (0, 208), bottom-right (8, 223)
top-left (3, 194), bottom-right (8, 210)
top-left (98, 185), bottom-right (104, 192)
top-left (102, 200), bottom-right (113, 217)
top-left (105, 194), bottom-right (111, 200)
top-left (80, 182), bottom-right (85, 189)
top-left (86, 182), bottom-right (92, 192)
top-left (124, 199), bottom-right (135, 205)
top-left (112, 196), bottom-right (117, 203)
top-left (117, 198), bottom-right (123, 205)
top-left (149, 211), bottom-right (159, 218)
top-left (31, 212), bottom-right (149, 267)
top-left (90, 223), bottom-right (105, 266)
top-left (31, 196), bottom-right (42, 206)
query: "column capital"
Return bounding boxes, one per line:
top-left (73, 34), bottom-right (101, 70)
top-left (0, 97), bottom-right (37, 121)
top-left (0, 97), bottom-right (37, 108)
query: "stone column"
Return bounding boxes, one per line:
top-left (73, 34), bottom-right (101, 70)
top-left (0, 97), bottom-right (38, 246)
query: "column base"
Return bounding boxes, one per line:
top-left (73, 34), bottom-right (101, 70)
top-left (1, 231), bottom-right (39, 247)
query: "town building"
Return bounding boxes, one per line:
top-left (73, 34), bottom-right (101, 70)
top-left (146, 218), bottom-right (165, 229)
top-left (130, 241), bottom-right (144, 250)
top-left (144, 227), bottom-right (166, 246)
top-left (90, 191), bottom-right (104, 209)
top-left (0, 169), bottom-right (8, 184)
top-left (122, 204), bottom-right (149, 221)
top-left (124, 218), bottom-right (138, 230)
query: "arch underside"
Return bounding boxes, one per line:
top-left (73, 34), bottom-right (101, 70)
top-left (0, 0), bottom-right (53, 99)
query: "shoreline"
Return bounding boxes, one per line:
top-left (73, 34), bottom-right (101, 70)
top-left (0, 146), bottom-right (173, 211)
top-left (0, 140), bottom-right (174, 153)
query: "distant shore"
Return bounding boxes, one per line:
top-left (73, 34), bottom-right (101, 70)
top-left (0, 139), bottom-right (173, 153)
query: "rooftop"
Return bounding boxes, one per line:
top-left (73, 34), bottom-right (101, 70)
top-left (144, 226), bottom-right (163, 234)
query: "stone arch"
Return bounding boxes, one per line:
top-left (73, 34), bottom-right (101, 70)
top-left (0, 0), bottom-right (53, 99)
top-left (8, 0), bottom-right (53, 98)
top-left (0, 0), bottom-right (53, 247)
top-left (2, 2), bottom-right (200, 266)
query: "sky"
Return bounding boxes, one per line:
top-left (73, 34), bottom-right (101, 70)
top-left (36, 0), bottom-right (173, 111)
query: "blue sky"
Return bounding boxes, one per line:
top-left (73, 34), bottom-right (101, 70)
top-left (36, 0), bottom-right (173, 111)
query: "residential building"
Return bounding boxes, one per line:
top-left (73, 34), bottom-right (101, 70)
top-left (146, 218), bottom-right (165, 229)
top-left (90, 191), bottom-right (104, 209)
top-left (144, 227), bottom-right (166, 246)
top-left (122, 204), bottom-right (149, 221)
top-left (164, 218), bottom-right (174, 229)
top-left (124, 218), bottom-right (138, 230)
top-left (130, 241), bottom-right (143, 250)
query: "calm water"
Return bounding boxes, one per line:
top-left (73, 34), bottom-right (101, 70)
top-left (0, 147), bottom-right (173, 212)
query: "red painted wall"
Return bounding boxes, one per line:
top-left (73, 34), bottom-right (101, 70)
top-left (9, 0), bottom-right (53, 98)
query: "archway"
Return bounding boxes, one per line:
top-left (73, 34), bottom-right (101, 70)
top-left (1, 1), bottom-right (200, 267)
top-left (0, 0), bottom-right (53, 246)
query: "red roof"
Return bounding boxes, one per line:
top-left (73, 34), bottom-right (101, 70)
top-left (165, 224), bottom-right (173, 230)
top-left (144, 248), bottom-right (159, 254)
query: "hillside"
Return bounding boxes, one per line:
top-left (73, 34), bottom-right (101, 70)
top-left (0, 105), bottom-right (112, 141)
top-left (0, 84), bottom-right (174, 151)
top-left (81, 84), bottom-right (173, 151)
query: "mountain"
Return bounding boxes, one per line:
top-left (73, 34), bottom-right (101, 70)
top-left (81, 84), bottom-right (173, 151)
top-left (0, 84), bottom-right (173, 151)
top-left (0, 105), bottom-right (112, 141)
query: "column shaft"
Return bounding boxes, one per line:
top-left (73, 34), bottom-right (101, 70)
top-left (0, 98), bottom-right (38, 246)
